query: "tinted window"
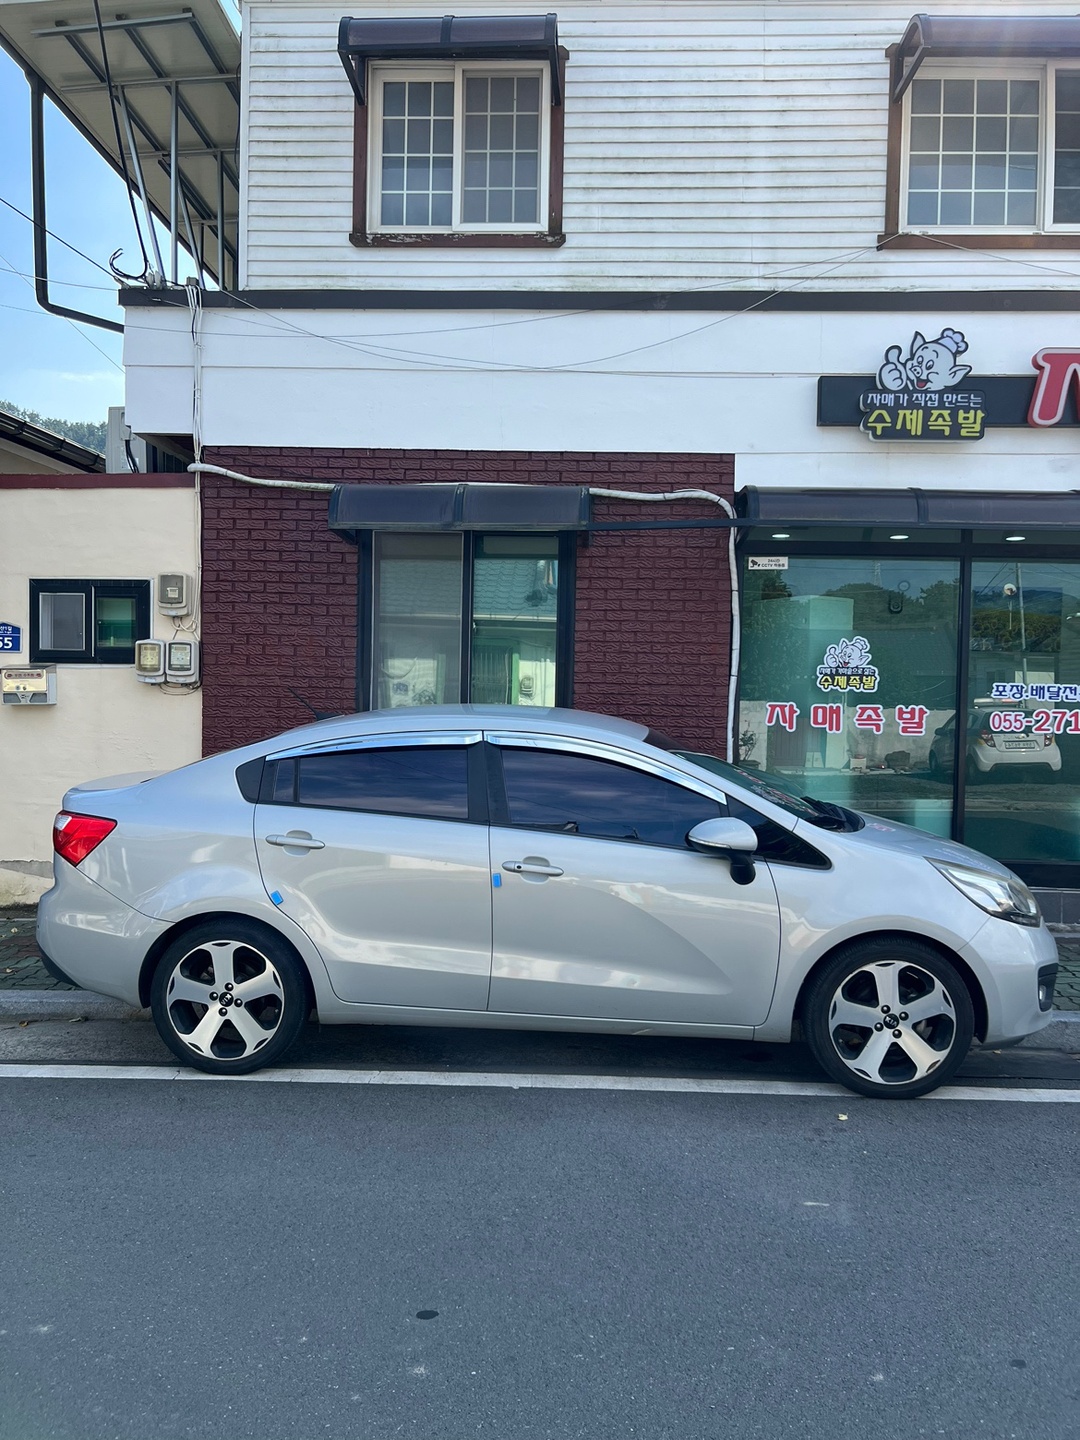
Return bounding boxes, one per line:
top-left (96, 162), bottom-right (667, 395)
top-left (296, 746), bottom-right (469, 820)
top-left (500, 748), bottom-right (723, 848)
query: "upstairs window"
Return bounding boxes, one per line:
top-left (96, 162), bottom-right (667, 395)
top-left (370, 64), bottom-right (548, 232)
top-left (338, 13), bottom-right (566, 246)
top-left (884, 15), bottom-right (1080, 247)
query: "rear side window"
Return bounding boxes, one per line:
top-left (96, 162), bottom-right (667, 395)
top-left (499, 747), bottom-right (724, 848)
top-left (292, 745), bottom-right (469, 820)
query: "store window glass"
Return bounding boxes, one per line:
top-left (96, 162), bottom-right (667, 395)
top-left (471, 536), bottom-right (558, 706)
top-left (739, 557), bottom-right (960, 836)
top-left (373, 534), bottom-right (463, 707)
top-left (964, 560), bottom-right (1080, 866)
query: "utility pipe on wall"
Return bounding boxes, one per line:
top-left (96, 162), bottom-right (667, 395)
top-left (188, 464), bottom-right (742, 758)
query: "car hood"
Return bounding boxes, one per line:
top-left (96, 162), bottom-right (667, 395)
top-left (836, 810), bottom-right (1016, 879)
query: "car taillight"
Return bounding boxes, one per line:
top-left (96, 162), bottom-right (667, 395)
top-left (979, 729), bottom-right (995, 748)
top-left (1044, 733), bottom-right (1054, 747)
top-left (53, 812), bottom-right (116, 866)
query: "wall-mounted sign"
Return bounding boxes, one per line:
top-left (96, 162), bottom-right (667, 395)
top-left (816, 636), bottom-right (880, 693)
top-left (858, 329), bottom-right (985, 441)
top-left (0, 624), bottom-right (22, 653)
top-left (747, 555), bottom-right (789, 570)
top-left (818, 333), bottom-right (1080, 435)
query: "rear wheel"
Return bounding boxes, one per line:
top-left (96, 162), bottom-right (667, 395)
top-left (150, 919), bottom-right (309, 1075)
top-left (803, 938), bottom-right (975, 1099)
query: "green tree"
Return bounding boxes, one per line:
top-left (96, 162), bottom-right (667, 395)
top-left (1, 399), bottom-right (106, 455)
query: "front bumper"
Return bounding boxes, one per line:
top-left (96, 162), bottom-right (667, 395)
top-left (37, 862), bottom-right (166, 1009)
top-left (960, 915), bottom-right (1060, 1045)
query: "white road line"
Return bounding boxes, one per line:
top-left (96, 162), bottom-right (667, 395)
top-left (0, 1063), bottom-right (1076, 1101)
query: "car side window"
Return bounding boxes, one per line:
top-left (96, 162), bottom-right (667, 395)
top-left (279, 745), bottom-right (471, 821)
top-left (499, 747), bottom-right (724, 848)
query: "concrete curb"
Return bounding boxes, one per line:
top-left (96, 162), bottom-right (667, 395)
top-left (0, 989), bottom-right (1077, 1050)
top-left (0, 991), bottom-right (147, 1021)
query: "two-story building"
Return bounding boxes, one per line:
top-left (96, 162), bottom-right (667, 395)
top-left (6, 0), bottom-right (1080, 911)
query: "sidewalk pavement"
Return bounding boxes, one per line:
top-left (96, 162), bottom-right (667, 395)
top-left (3, 908), bottom-right (1079, 1044)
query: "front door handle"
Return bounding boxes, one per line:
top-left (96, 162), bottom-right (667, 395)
top-left (265, 833), bottom-right (325, 850)
top-left (503, 859), bottom-right (564, 878)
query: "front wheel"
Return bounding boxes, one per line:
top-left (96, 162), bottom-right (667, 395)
top-left (803, 938), bottom-right (975, 1099)
top-left (151, 919), bottom-right (310, 1075)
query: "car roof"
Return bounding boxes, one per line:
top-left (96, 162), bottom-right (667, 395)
top-left (262, 705), bottom-right (652, 750)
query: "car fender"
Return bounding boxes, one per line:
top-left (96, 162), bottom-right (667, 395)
top-left (129, 871), bottom-right (339, 1011)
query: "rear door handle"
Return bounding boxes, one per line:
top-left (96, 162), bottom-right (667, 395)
top-left (503, 860), bottom-right (564, 877)
top-left (265, 833), bottom-right (325, 850)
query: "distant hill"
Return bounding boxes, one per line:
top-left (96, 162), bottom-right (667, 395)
top-left (0, 400), bottom-right (106, 456)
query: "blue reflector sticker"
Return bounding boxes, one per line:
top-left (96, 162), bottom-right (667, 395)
top-left (270, 891), bottom-right (283, 905)
top-left (492, 874), bottom-right (502, 888)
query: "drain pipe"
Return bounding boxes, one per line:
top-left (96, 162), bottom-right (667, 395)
top-left (586, 488), bottom-right (740, 761)
top-left (189, 465), bottom-right (742, 759)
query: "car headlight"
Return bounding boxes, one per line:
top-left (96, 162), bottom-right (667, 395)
top-left (929, 860), bottom-right (1041, 927)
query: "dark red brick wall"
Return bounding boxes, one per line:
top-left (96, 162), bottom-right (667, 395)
top-left (201, 449), bottom-right (734, 755)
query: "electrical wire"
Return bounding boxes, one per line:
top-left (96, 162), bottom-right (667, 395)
top-left (90, 0), bottom-right (150, 283)
top-left (0, 244), bottom-right (122, 372)
top-left (0, 195), bottom-right (117, 277)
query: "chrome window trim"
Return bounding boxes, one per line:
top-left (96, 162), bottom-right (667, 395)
top-left (484, 731), bottom-right (731, 807)
top-left (268, 730), bottom-right (483, 761)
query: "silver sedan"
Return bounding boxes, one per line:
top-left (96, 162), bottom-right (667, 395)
top-left (38, 705), bottom-right (1057, 1098)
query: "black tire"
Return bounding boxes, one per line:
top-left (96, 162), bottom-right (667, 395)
top-left (803, 936), bottom-right (975, 1100)
top-left (927, 750), bottom-right (942, 780)
top-left (151, 918), bottom-right (310, 1075)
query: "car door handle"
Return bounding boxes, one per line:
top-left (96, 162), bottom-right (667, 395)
top-left (265, 833), bottom-right (326, 850)
top-left (502, 860), bottom-right (564, 877)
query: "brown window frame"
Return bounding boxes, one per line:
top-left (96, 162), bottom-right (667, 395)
top-left (880, 43), bottom-right (1080, 251)
top-left (350, 48), bottom-right (567, 249)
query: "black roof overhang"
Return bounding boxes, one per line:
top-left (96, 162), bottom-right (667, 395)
top-left (337, 12), bottom-right (561, 105)
top-left (329, 482), bottom-right (590, 532)
top-left (739, 487), bottom-right (1080, 531)
top-left (892, 14), bottom-right (1080, 100)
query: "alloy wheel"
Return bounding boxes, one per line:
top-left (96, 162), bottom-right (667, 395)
top-left (826, 960), bottom-right (957, 1088)
top-left (163, 939), bottom-right (285, 1062)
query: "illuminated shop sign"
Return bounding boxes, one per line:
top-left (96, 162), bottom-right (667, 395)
top-left (818, 334), bottom-right (1080, 438)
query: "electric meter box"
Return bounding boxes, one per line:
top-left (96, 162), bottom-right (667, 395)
top-left (166, 639), bottom-right (199, 683)
top-left (157, 573), bottom-right (193, 616)
top-left (2, 666), bottom-right (57, 705)
top-left (134, 639), bottom-right (165, 683)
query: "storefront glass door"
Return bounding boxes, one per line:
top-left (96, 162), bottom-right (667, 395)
top-left (739, 557), bottom-right (960, 836)
top-left (964, 560), bottom-right (1080, 867)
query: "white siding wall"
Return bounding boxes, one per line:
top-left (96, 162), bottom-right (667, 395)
top-left (242, 0), bottom-right (1080, 291)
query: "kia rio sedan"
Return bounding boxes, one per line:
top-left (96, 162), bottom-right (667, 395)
top-left (38, 706), bottom-right (1057, 1098)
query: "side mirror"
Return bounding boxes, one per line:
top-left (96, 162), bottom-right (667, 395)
top-left (934, 726), bottom-right (947, 737)
top-left (687, 817), bottom-right (759, 885)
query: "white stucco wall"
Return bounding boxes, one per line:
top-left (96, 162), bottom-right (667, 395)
top-left (0, 484), bottom-right (202, 905)
top-left (124, 306), bottom-right (1080, 491)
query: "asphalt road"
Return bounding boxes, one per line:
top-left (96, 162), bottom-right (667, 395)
top-left (0, 1022), bottom-right (1079, 1440)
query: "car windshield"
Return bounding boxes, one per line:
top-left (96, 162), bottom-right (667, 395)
top-left (646, 732), bottom-right (862, 831)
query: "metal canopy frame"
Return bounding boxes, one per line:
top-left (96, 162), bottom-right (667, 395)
top-left (337, 12), bottom-right (562, 105)
top-left (891, 13), bottom-right (1080, 100)
top-left (0, 0), bottom-right (240, 325)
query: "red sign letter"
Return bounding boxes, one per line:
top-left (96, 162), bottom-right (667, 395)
top-left (1029, 349), bottom-right (1080, 427)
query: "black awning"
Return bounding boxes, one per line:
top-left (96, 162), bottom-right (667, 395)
top-left (738, 488), bottom-right (1080, 531)
top-left (328, 483), bottom-right (590, 532)
top-left (892, 14), bottom-right (1080, 100)
top-left (337, 13), bottom-right (561, 105)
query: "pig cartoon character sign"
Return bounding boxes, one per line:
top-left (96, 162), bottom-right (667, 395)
top-left (857, 328), bottom-right (987, 441)
top-left (876, 329), bottom-right (971, 392)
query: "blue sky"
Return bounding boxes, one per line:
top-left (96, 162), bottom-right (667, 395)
top-left (0, 47), bottom-right (168, 422)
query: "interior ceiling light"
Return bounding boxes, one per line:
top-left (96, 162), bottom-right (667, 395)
top-left (1005, 534), bottom-right (1027, 542)
top-left (771, 532), bottom-right (791, 539)
top-left (889, 534), bottom-right (910, 540)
